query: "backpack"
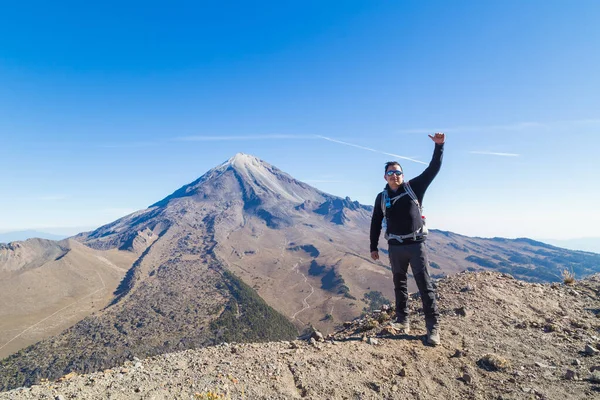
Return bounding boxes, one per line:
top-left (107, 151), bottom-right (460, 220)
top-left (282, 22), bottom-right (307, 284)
top-left (381, 181), bottom-right (428, 242)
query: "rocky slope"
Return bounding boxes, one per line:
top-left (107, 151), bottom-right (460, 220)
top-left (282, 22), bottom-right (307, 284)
top-left (2, 271), bottom-right (599, 400)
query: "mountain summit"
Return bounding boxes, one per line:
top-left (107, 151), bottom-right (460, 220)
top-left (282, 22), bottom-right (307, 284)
top-left (152, 152), bottom-right (325, 208)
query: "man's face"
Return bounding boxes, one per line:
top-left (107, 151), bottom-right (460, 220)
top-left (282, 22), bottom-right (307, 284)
top-left (385, 165), bottom-right (404, 190)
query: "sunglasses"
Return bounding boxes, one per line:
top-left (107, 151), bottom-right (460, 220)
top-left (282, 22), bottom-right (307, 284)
top-left (386, 170), bottom-right (403, 176)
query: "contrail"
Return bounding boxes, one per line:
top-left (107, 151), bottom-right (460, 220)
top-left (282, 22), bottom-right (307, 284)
top-left (316, 135), bottom-right (427, 165)
top-left (469, 151), bottom-right (520, 157)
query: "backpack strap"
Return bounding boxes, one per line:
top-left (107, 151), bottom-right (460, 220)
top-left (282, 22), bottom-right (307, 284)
top-left (381, 188), bottom-right (410, 219)
top-left (404, 181), bottom-right (422, 214)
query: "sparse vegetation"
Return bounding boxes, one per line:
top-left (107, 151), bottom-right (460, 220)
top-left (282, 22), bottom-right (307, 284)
top-left (308, 260), bottom-right (326, 276)
top-left (210, 271), bottom-right (298, 344)
top-left (194, 391), bottom-right (229, 399)
top-left (478, 354), bottom-right (511, 371)
top-left (561, 268), bottom-right (575, 285)
top-left (288, 244), bottom-right (320, 257)
top-left (317, 268), bottom-right (357, 299)
top-left (362, 290), bottom-right (391, 312)
top-left (360, 319), bottom-right (378, 332)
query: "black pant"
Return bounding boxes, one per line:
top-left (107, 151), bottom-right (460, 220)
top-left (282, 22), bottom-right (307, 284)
top-left (389, 242), bottom-right (439, 330)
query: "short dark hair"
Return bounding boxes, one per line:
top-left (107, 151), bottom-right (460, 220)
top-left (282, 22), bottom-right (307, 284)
top-left (384, 161), bottom-right (402, 173)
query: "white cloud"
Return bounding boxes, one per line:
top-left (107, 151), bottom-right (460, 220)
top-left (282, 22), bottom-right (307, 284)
top-left (175, 134), bottom-right (314, 141)
top-left (97, 142), bottom-right (158, 148)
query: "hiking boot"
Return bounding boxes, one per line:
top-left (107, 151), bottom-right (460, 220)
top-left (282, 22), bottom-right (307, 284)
top-left (392, 318), bottom-right (410, 334)
top-left (427, 327), bottom-right (441, 346)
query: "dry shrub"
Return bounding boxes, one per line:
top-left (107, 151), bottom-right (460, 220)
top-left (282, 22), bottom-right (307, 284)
top-left (377, 312), bottom-right (391, 323)
top-left (478, 353), bottom-right (511, 371)
top-left (561, 269), bottom-right (575, 285)
top-left (361, 319), bottom-right (379, 332)
top-left (194, 391), bottom-right (228, 400)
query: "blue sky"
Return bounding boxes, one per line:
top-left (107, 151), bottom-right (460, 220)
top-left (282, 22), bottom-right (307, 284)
top-left (1, 1), bottom-right (599, 241)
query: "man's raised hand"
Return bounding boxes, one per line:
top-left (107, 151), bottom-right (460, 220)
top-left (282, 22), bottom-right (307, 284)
top-left (428, 132), bottom-right (445, 144)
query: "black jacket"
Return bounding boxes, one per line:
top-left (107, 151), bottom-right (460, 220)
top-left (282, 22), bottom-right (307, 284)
top-left (370, 143), bottom-right (444, 251)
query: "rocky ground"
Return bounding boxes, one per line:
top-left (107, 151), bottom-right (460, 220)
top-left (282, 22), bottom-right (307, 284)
top-left (2, 271), bottom-right (599, 400)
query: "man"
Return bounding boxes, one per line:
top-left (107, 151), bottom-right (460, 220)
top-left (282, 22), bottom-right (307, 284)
top-left (370, 133), bottom-right (445, 346)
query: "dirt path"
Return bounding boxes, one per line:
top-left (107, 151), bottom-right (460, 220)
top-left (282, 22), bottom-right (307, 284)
top-left (290, 261), bottom-right (314, 321)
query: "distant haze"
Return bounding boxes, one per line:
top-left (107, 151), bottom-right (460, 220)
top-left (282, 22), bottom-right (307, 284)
top-left (0, 230), bottom-right (67, 244)
top-left (537, 237), bottom-right (600, 254)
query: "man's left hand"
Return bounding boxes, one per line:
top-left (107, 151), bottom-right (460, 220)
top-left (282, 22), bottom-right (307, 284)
top-left (428, 132), bottom-right (445, 144)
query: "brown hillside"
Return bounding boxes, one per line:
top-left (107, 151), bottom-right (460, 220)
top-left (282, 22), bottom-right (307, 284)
top-left (0, 239), bottom-right (135, 359)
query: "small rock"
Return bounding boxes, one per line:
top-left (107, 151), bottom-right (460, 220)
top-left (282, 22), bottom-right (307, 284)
top-left (290, 341), bottom-right (300, 349)
top-left (564, 369), bottom-right (578, 380)
top-left (462, 373), bottom-right (473, 384)
top-left (134, 387), bottom-right (141, 393)
top-left (310, 331), bottom-right (325, 342)
top-left (455, 306), bottom-right (468, 317)
top-left (120, 368), bottom-right (130, 374)
top-left (367, 337), bottom-right (378, 346)
top-left (308, 337), bottom-right (317, 346)
top-left (368, 382), bottom-right (381, 393)
top-left (391, 385), bottom-right (398, 392)
top-left (585, 344), bottom-right (599, 356)
top-left (398, 367), bottom-right (407, 377)
top-left (590, 365), bottom-right (600, 372)
top-left (572, 359), bottom-right (581, 366)
top-left (451, 349), bottom-right (467, 358)
top-left (515, 321), bottom-right (527, 329)
top-left (56, 396), bottom-right (66, 400)
top-left (535, 362), bottom-right (556, 369)
top-left (460, 284), bottom-right (475, 292)
top-left (590, 371), bottom-right (600, 383)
